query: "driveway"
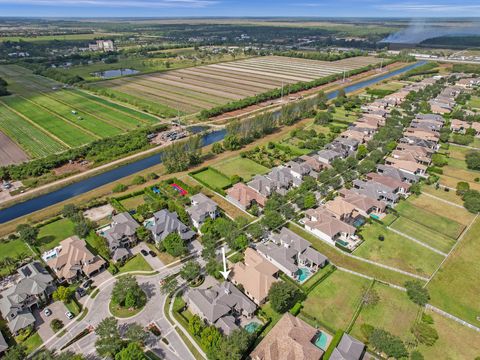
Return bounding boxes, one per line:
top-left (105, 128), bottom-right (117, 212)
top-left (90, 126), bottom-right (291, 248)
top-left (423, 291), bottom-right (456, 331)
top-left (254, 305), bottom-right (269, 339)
top-left (131, 243), bottom-right (165, 269)
top-left (34, 301), bottom-right (69, 342)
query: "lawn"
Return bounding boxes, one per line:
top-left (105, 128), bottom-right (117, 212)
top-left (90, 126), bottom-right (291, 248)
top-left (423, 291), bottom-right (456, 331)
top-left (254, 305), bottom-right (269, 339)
top-left (287, 223), bottom-right (419, 287)
top-left (428, 218), bottom-right (480, 325)
top-left (417, 309), bottom-right (480, 360)
top-left (85, 231), bottom-right (110, 260)
top-left (350, 283), bottom-right (419, 343)
top-left (213, 156), bottom-right (269, 181)
top-left (300, 269), bottom-right (371, 332)
top-left (0, 238), bottom-right (33, 261)
top-left (23, 332), bottom-right (43, 354)
top-left (468, 95), bottom-right (480, 109)
top-left (390, 217), bottom-right (456, 253)
top-left (37, 218), bottom-right (76, 253)
top-left (356, 223), bottom-right (445, 277)
top-left (118, 254), bottom-right (153, 274)
top-left (109, 297), bottom-right (146, 318)
top-left (395, 199), bottom-right (465, 239)
top-left (421, 185), bottom-right (464, 206)
top-left (120, 195), bottom-right (146, 211)
top-left (191, 168), bottom-right (232, 189)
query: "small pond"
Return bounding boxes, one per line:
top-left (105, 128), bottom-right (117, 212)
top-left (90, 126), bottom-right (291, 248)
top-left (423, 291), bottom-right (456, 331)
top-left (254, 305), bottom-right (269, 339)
top-left (92, 68), bottom-right (139, 79)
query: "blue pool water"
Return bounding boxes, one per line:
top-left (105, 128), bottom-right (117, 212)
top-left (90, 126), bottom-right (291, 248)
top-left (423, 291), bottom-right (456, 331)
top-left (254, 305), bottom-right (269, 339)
top-left (314, 332), bottom-right (328, 350)
top-left (244, 322), bottom-right (260, 333)
top-left (353, 217), bottom-right (365, 227)
top-left (370, 213), bottom-right (380, 220)
top-left (297, 267), bottom-right (311, 282)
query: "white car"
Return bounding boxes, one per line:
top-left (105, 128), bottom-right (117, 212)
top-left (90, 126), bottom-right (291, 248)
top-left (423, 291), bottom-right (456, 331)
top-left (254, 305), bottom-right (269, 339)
top-left (65, 311), bottom-right (74, 320)
top-left (44, 308), bottom-right (52, 316)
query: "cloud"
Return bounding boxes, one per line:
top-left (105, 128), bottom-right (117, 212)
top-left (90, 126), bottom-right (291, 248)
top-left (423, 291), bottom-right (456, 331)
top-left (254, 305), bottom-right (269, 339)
top-left (376, 2), bottom-right (480, 13)
top-left (0, 0), bottom-right (218, 7)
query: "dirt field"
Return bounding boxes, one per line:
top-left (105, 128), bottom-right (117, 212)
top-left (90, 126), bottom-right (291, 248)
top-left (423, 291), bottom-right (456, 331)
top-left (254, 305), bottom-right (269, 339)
top-left (0, 130), bottom-right (29, 166)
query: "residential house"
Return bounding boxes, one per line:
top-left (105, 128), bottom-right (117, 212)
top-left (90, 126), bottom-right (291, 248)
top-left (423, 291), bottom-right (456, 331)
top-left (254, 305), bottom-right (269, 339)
top-left (366, 172), bottom-right (411, 196)
top-left (186, 193), bottom-right (219, 229)
top-left (185, 281), bottom-right (256, 335)
top-left (399, 136), bottom-right (438, 151)
top-left (226, 182), bottom-right (267, 210)
top-left (286, 161), bottom-right (315, 181)
top-left (266, 167), bottom-right (295, 195)
top-left (429, 100), bottom-right (452, 114)
top-left (376, 164), bottom-right (419, 184)
top-left (317, 149), bottom-right (342, 165)
top-left (410, 119), bottom-right (442, 133)
top-left (248, 175), bottom-right (275, 197)
top-left (299, 155), bottom-right (328, 172)
top-left (352, 179), bottom-right (399, 206)
top-left (102, 212), bottom-right (139, 262)
top-left (404, 128), bottom-right (439, 142)
top-left (330, 333), bottom-right (366, 360)
top-left (0, 331), bottom-right (8, 354)
top-left (0, 262), bottom-right (56, 334)
top-left (395, 144), bottom-right (433, 165)
top-left (47, 236), bottom-right (106, 283)
top-left (385, 157), bottom-right (427, 178)
top-left (415, 113), bottom-right (444, 123)
top-left (250, 313), bottom-right (324, 360)
top-left (330, 137), bottom-right (359, 154)
top-left (338, 188), bottom-right (386, 219)
top-left (303, 208), bottom-right (359, 249)
top-left (450, 119), bottom-right (470, 134)
top-left (231, 248), bottom-right (279, 305)
top-left (146, 209), bottom-right (195, 245)
top-left (324, 197), bottom-right (362, 224)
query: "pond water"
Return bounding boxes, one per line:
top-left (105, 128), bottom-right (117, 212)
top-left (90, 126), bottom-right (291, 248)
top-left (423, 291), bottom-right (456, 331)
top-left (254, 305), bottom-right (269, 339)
top-left (93, 68), bottom-right (139, 79)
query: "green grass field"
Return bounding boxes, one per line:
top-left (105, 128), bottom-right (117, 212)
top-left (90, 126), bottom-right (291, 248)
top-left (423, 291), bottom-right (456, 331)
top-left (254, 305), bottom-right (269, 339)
top-left (395, 200), bottom-right (465, 239)
top-left (192, 168), bottom-right (232, 189)
top-left (37, 218), bottom-right (76, 253)
top-left (421, 185), bottom-right (464, 206)
top-left (0, 238), bottom-right (34, 276)
top-left (356, 223), bottom-right (445, 277)
top-left (0, 32), bottom-right (120, 42)
top-left (300, 269), bottom-right (371, 332)
top-left (120, 195), bottom-right (146, 211)
top-left (23, 332), bottom-right (43, 354)
top-left (468, 95), bottom-right (480, 109)
top-left (118, 254), bottom-right (153, 273)
top-left (350, 283), bottom-right (419, 343)
top-left (428, 218), bottom-right (480, 325)
top-left (390, 217), bottom-right (456, 253)
top-left (213, 157), bottom-right (269, 181)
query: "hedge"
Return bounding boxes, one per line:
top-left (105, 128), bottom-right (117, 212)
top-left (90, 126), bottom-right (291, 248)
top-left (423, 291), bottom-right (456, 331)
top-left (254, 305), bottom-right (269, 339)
top-left (189, 167), bottom-right (232, 196)
top-left (324, 330), bottom-right (345, 359)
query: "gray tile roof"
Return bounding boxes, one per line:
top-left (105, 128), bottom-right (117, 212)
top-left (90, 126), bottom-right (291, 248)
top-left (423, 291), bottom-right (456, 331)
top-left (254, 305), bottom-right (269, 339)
top-left (186, 193), bottom-right (218, 224)
top-left (104, 212), bottom-right (139, 248)
top-left (248, 175), bottom-right (275, 196)
top-left (376, 164), bottom-right (419, 183)
top-left (148, 209), bottom-right (195, 242)
top-left (330, 333), bottom-right (365, 360)
top-left (273, 227), bottom-right (310, 254)
top-left (0, 331), bottom-right (8, 353)
top-left (256, 243), bottom-right (299, 274)
top-left (353, 179), bottom-right (399, 203)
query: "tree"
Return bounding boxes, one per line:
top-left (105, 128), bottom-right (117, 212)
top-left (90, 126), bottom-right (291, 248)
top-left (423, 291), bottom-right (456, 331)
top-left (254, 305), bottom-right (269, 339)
top-left (113, 183), bottom-right (128, 193)
top-left (358, 160), bottom-right (376, 175)
top-left (466, 151), bottom-right (480, 170)
top-left (369, 328), bottom-right (408, 359)
top-left (181, 260), bottom-right (201, 282)
top-left (52, 286), bottom-right (72, 303)
top-left (261, 210), bottom-right (284, 230)
top-left (115, 342), bottom-right (147, 360)
top-left (431, 154), bottom-right (448, 167)
top-left (201, 325), bottom-right (223, 354)
top-left (411, 322), bottom-right (439, 346)
top-left (4, 345), bottom-right (27, 360)
top-left (361, 287), bottom-right (380, 307)
top-left (268, 282), bottom-right (304, 313)
top-left (246, 222), bottom-right (264, 240)
top-left (405, 280), bottom-right (430, 306)
top-left (314, 111), bottom-right (333, 125)
top-left (232, 233), bottom-right (249, 250)
top-left (160, 276), bottom-right (178, 295)
top-left (95, 317), bottom-right (123, 357)
top-left (223, 134), bottom-right (241, 150)
top-left (131, 175), bottom-right (146, 185)
top-left (212, 142), bottom-right (224, 154)
top-left (163, 232), bottom-right (187, 257)
top-left (206, 258), bottom-right (222, 279)
top-left (213, 329), bottom-right (253, 360)
top-left (136, 226), bottom-right (151, 242)
top-left (456, 181), bottom-right (470, 196)
top-left (74, 219), bottom-right (92, 238)
top-left (125, 322), bottom-right (149, 345)
top-left (62, 204), bottom-right (78, 219)
top-left (16, 224), bottom-right (39, 245)
top-left (463, 190), bottom-right (480, 213)
top-left (111, 275), bottom-right (146, 309)
top-left (410, 350), bottom-right (425, 360)
top-left (189, 314), bottom-right (204, 337)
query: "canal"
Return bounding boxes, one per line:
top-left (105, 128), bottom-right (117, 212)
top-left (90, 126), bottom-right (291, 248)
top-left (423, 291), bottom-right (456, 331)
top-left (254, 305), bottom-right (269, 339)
top-left (0, 61), bottom-right (426, 223)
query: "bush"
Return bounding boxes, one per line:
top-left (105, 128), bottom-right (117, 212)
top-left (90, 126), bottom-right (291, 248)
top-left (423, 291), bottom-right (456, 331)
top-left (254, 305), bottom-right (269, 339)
top-left (411, 322), bottom-right (439, 346)
top-left (405, 280), bottom-right (430, 306)
top-left (50, 319), bottom-right (64, 332)
top-left (112, 184), bottom-right (128, 193)
top-left (131, 175), bottom-right (146, 185)
top-left (268, 281), bottom-right (305, 313)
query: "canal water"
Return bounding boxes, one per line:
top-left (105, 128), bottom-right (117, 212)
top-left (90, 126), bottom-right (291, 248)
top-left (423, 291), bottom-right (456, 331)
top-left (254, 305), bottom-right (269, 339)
top-left (0, 61), bottom-right (426, 223)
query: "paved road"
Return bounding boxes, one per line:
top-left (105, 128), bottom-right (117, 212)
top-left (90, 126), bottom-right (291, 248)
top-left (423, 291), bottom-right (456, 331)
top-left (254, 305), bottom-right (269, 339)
top-left (42, 264), bottom-right (194, 360)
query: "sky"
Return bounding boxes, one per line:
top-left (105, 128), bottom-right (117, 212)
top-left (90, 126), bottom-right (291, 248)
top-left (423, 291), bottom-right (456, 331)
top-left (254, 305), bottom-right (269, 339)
top-left (0, 0), bottom-right (479, 18)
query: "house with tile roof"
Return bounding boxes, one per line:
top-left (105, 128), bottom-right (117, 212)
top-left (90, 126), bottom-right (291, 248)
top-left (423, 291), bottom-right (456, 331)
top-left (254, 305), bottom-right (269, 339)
top-left (376, 164), bottom-right (419, 184)
top-left (185, 281), bottom-right (256, 335)
top-left (337, 188), bottom-right (386, 219)
top-left (146, 209), bottom-right (196, 245)
top-left (226, 182), bottom-right (267, 210)
top-left (0, 262), bottom-right (56, 334)
top-left (384, 157), bottom-right (427, 178)
top-left (330, 333), bottom-right (366, 360)
top-left (0, 331), bottom-right (8, 354)
top-left (186, 193), bottom-right (219, 229)
top-left (101, 212), bottom-right (139, 262)
top-left (231, 248), bottom-right (279, 305)
top-left (250, 313), bottom-right (324, 360)
top-left (47, 236), bottom-right (106, 284)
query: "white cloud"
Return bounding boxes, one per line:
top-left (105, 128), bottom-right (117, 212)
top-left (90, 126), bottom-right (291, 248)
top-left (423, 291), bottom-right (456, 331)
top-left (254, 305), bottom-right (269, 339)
top-left (376, 2), bottom-right (480, 13)
top-left (0, 0), bottom-right (218, 7)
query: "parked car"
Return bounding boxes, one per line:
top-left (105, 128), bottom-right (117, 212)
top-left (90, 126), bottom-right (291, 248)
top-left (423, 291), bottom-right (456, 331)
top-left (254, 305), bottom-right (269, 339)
top-left (141, 249), bottom-right (149, 256)
top-left (65, 311), bottom-right (74, 320)
top-left (76, 287), bottom-right (86, 297)
top-left (44, 308), bottom-right (52, 317)
top-left (149, 250), bottom-right (157, 257)
top-left (82, 279), bottom-right (93, 289)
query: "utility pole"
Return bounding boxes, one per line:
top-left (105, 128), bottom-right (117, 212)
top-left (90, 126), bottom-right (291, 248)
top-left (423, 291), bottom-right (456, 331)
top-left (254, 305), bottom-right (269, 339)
top-left (281, 80), bottom-right (284, 102)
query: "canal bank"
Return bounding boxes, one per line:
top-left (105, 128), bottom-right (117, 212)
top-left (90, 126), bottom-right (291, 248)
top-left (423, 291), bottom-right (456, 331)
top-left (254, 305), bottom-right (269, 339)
top-left (0, 61), bottom-right (426, 225)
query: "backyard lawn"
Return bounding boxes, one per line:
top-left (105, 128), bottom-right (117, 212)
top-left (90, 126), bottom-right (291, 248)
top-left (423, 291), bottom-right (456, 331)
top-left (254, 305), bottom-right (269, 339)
top-left (417, 309), bottom-right (480, 360)
top-left (428, 218), bottom-right (480, 325)
top-left (395, 200), bottom-right (465, 239)
top-left (191, 168), bottom-right (232, 189)
top-left (23, 332), bottom-right (43, 354)
top-left (300, 269), bottom-right (371, 332)
top-left (468, 95), bottom-right (480, 109)
top-left (120, 194), bottom-right (146, 211)
top-left (37, 218), bottom-right (76, 252)
top-left (390, 217), bottom-right (456, 253)
top-left (356, 223), bottom-right (445, 277)
top-left (350, 283), bottom-right (419, 343)
top-left (0, 238), bottom-right (34, 276)
top-left (422, 185), bottom-right (464, 206)
top-left (213, 156), bottom-right (269, 181)
top-left (118, 254), bottom-right (153, 274)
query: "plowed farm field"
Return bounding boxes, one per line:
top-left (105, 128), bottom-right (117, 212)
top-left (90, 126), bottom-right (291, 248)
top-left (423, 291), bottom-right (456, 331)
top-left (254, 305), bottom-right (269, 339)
top-left (94, 56), bottom-right (382, 115)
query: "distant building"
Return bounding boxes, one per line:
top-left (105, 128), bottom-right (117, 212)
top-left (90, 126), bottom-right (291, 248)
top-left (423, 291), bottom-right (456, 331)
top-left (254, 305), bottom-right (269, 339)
top-left (89, 40), bottom-right (115, 52)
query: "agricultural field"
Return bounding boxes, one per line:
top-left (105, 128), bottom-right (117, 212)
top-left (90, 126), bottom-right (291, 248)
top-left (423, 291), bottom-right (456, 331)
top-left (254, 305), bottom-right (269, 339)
top-left (212, 156), bottom-right (269, 181)
top-left (299, 269), bottom-right (371, 332)
top-left (356, 223), bottom-right (445, 277)
top-left (93, 55), bottom-right (382, 116)
top-left (0, 64), bottom-right (159, 165)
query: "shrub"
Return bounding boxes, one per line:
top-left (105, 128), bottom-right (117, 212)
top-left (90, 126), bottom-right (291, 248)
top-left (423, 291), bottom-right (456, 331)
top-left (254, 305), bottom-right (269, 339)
top-left (131, 175), bottom-right (146, 185)
top-left (411, 322), bottom-right (439, 346)
top-left (50, 319), bottom-right (64, 332)
top-left (268, 282), bottom-right (305, 313)
top-left (405, 280), bottom-right (430, 306)
top-left (112, 184), bottom-right (128, 193)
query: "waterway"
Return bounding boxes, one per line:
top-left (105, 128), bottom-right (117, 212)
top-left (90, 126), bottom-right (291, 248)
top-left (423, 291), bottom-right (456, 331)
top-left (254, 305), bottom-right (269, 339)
top-left (0, 61), bottom-right (426, 224)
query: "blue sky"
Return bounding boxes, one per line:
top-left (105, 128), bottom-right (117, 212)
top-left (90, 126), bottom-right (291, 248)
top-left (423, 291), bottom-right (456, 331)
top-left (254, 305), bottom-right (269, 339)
top-left (0, 0), bottom-right (479, 18)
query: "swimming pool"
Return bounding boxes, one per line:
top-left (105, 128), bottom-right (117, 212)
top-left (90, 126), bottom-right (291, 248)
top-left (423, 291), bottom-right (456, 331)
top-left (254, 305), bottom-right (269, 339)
top-left (244, 322), bottom-right (260, 333)
top-left (297, 267), bottom-right (311, 282)
top-left (314, 332), bottom-right (328, 350)
top-left (370, 213), bottom-right (380, 220)
top-left (353, 217), bottom-right (365, 227)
